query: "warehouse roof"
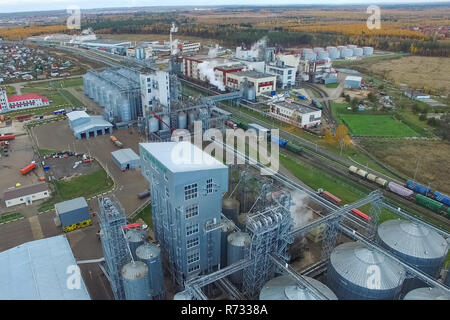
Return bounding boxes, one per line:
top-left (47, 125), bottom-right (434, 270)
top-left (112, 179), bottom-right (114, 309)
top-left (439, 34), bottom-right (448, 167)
top-left (345, 75), bottom-right (362, 82)
top-left (3, 183), bottom-right (49, 201)
top-left (140, 141), bottom-right (226, 173)
top-left (232, 70), bottom-right (275, 79)
top-left (271, 101), bottom-right (320, 114)
top-left (55, 197), bottom-right (88, 215)
top-left (111, 148), bottom-right (140, 165)
top-left (73, 116), bottom-right (113, 134)
top-left (0, 235), bottom-right (90, 300)
top-left (8, 93), bottom-right (49, 103)
top-left (67, 111), bottom-right (90, 122)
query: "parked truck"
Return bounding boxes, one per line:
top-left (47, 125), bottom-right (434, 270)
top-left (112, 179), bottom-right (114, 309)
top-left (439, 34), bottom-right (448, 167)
top-left (20, 162), bottom-right (36, 175)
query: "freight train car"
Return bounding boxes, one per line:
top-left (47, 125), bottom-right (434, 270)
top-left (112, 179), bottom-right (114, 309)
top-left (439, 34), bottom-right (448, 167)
top-left (318, 189), bottom-right (342, 206)
top-left (406, 180), bottom-right (431, 196)
top-left (434, 192), bottom-right (450, 207)
top-left (415, 194), bottom-right (444, 213)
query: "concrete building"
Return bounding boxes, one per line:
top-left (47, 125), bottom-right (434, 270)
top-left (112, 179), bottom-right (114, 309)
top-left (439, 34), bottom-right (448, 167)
top-left (344, 76), bottom-right (362, 89)
top-left (226, 71), bottom-right (276, 96)
top-left (140, 69), bottom-right (171, 109)
top-left (112, 148), bottom-right (141, 170)
top-left (269, 100), bottom-right (322, 129)
top-left (3, 183), bottom-right (50, 208)
top-left (55, 197), bottom-right (90, 229)
top-left (266, 61), bottom-right (297, 89)
top-left (0, 89), bottom-right (49, 114)
top-left (67, 111), bottom-right (113, 139)
top-left (177, 42), bottom-right (201, 54)
top-left (0, 235), bottom-right (90, 300)
top-left (213, 64), bottom-right (245, 87)
top-left (235, 46), bottom-right (260, 61)
top-left (139, 141), bottom-right (228, 286)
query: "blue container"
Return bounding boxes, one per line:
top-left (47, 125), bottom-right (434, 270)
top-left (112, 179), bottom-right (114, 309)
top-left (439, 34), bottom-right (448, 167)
top-left (271, 136), bottom-right (288, 147)
top-left (406, 180), bottom-right (430, 195)
top-left (298, 95), bottom-right (306, 100)
top-left (43, 166), bottom-right (50, 171)
top-left (434, 191), bottom-right (450, 206)
top-left (270, 91), bottom-right (277, 96)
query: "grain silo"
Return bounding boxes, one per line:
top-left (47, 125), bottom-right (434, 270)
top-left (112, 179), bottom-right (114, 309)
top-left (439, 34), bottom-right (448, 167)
top-left (403, 287), bottom-right (450, 300)
top-left (148, 117), bottom-right (159, 133)
top-left (260, 275), bottom-right (338, 300)
top-left (376, 219), bottom-right (448, 290)
top-left (317, 51), bottom-right (330, 61)
top-left (353, 48), bottom-right (364, 56)
top-left (220, 220), bottom-right (235, 268)
top-left (340, 48), bottom-right (353, 58)
top-left (222, 198), bottom-right (240, 223)
top-left (178, 111), bottom-right (187, 129)
top-left (125, 228), bottom-right (145, 260)
top-left (347, 44), bottom-right (357, 49)
top-left (303, 52), bottom-right (317, 61)
top-left (136, 242), bottom-right (165, 300)
top-left (327, 242), bottom-right (406, 300)
top-left (313, 47), bottom-right (324, 53)
top-left (227, 232), bottom-right (251, 285)
top-left (327, 47), bottom-right (340, 59)
top-left (363, 47), bottom-right (374, 56)
top-left (121, 261), bottom-right (151, 300)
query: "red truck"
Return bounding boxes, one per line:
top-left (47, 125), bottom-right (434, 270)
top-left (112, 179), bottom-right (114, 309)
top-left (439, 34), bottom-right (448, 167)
top-left (20, 162), bottom-right (36, 175)
top-left (0, 134), bottom-right (15, 141)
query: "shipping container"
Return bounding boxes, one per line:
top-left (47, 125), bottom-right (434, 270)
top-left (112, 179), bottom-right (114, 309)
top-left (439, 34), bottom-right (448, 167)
top-left (43, 166), bottom-right (50, 171)
top-left (406, 180), bottom-right (430, 195)
top-left (388, 182), bottom-right (414, 198)
top-left (321, 190), bottom-right (342, 206)
top-left (433, 191), bottom-right (450, 207)
top-left (20, 163), bottom-right (36, 175)
top-left (415, 194), bottom-right (444, 213)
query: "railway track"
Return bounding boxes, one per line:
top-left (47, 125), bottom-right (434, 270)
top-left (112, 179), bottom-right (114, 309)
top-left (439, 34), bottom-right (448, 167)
top-left (301, 83), bottom-right (337, 128)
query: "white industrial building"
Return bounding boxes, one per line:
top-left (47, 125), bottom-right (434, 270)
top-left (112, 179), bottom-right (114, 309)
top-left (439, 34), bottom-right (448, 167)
top-left (226, 71), bottom-right (276, 96)
top-left (111, 148), bottom-right (141, 170)
top-left (177, 42), bottom-right (201, 54)
top-left (266, 61), bottom-right (297, 89)
top-left (344, 76), bottom-right (362, 89)
top-left (0, 89), bottom-right (49, 114)
top-left (3, 183), bottom-right (50, 208)
top-left (269, 100), bottom-right (322, 129)
top-left (140, 70), bottom-right (171, 109)
top-left (67, 111), bottom-right (113, 139)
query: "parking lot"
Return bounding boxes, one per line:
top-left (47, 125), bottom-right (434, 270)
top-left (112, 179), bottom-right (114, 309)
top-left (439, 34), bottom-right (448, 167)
top-left (43, 155), bottom-right (101, 180)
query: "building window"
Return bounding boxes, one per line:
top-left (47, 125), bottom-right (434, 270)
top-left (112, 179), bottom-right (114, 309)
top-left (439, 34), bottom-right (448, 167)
top-left (188, 264), bottom-right (200, 273)
top-left (187, 251), bottom-right (200, 264)
top-left (186, 224), bottom-right (199, 236)
top-left (185, 204), bottom-right (199, 219)
top-left (165, 187), bottom-right (169, 198)
top-left (147, 88), bottom-right (152, 93)
top-left (184, 183), bottom-right (198, 200)
top-left (206, 179), bottom-right (214, 194)
top-left (187, 237), bottom-right (199, 249)
top-left (164, 173), bottom-right (168, 182)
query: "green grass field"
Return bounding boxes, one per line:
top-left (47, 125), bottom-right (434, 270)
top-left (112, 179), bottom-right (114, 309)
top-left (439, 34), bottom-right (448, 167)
top-left (341, 114), bottom-right (419, 137)
top-left (0, 212), bottom-right (23, 224)
top-left (130, 203), bottom-right (153, 230)
top-left (325, 83), bottom-right (339, 88)
top-left (24, 77), bottom-right (83, 89)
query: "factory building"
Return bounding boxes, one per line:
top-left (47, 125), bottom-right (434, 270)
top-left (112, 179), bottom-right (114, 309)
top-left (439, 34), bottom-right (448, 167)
top-left (111, 148), bottom-right (141, 170)
top-left (269, 100), bottom-right (322, 129)
top-left (83, 68), bottom-right (142, 125)
top-left (177, 42), bottom-right (201, 54)
top-left (140, 69), bottom-right (171, 109)
top-left (139, 141), bottom-right (228, 286)
top-left (67, 111), bottom-right (113, 139)
top-left (265, 61), bottom-right (297, 89)
top-left (54, 197), bottom-right (90, 232)
top-left (0, 235), bottom-right (90, 300)
top-left (0, 88), bottom-right (49, 114)
top-left (3, 183), bottom-right (50, 208)
top-left (344, 76), bottom-right (362, 89)
top-left (213, 64), bottom-right (245, 86)
top-left (226, 71), bottom-right (276, 96)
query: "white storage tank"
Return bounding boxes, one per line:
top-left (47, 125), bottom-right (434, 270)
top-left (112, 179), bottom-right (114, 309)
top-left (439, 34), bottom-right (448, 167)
top-left (121, 261), bottom-right (151, 300)
top-left (341, 48), bottom-right (353, 58)
top-left (347, 44), bottom-right (357, 49)
top-left (188, 112), bottom-right (196, 126)
top-left (302, 48), bottom-right (314, 56)
top-left (403, 287), bottom-right (450, 300)
top-left (317, 51), bottom-right (329, 61)
top-left (125, 228), bottom-right (145, 260)
top-left (227, 232), bottom-right (251, 285)
top-left (178, 111), bottom-right (187, 129)
top-left (353, 48), bottom-right (364, 56)
top-left (363, 47), bottom-right (374, 56)
top-left (313, 47), bottom-right (324, 53)
top-left (327, 48), bottom-right (340, 59)
top-left (303, 52), bottom-right (317, 61)
top-left (260, 275), bottom-right (338, 300)
top-left (149, 117), bottom-right (159, 133)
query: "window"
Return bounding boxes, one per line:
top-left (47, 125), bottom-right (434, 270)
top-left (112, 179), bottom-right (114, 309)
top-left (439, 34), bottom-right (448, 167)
top-left (186, 224), bottom-right (199, 236)
top-left (165, 187), bottom-right (169, 198)
top-left (187, 251), bottom-right (200, 264)
top-left (184, 183), bottom-right (198, 200)
top-left (188, 264), bottom-right (200, 273)
top-left (164, 173), bottom-right (168, 182)
top-left (206, 179), bottom-right (214, 194)
top-left (147, 88), bottom-right (152, 93)
top-left (187, 237), bottom-right (199, 249)
top-left (185, 204), bottom-right (199, 219)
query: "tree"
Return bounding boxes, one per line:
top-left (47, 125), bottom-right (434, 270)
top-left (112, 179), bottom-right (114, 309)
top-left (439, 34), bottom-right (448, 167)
top-left (335, 125), bottom-right (349, 143)
top-left (324, 128), bottom-right (334, 144)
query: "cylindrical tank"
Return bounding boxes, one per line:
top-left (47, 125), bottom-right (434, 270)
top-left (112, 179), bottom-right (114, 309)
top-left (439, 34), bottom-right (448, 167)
top-left (302, 48), bottom-right (313, 55)
top-left (366, 173), bottom-right (377, 182)
top-left (327, 242), bottom-right (406, 300)
top-left (326, 46), bottom-right (336, 51)
top-left (220, 220), bottom-right (235, 268)
top-left (347, 44), bottom-right (357, 49)
top-left (353, 48), bottom-right (364, 56)
top-left (327, 48), bottom-right (340, 59)
top-left (222, 198), bottom-right (240, 223)
top-left (160, 115), bottom-right (170, 130)
top-left (340, 48), bottom-right (353, 58)
top-left (174, 290), bottom-right (193, 300)
top-left (126, 228), bottom-right (145, 260)
top-left (363, 46), bottom-right (374, 56)
top-left (313, 47), bottom-right (324, 53)
top-left (337, 45), bottom-right (346, 51)
top-left (178, 111), bottom-right (187, 129)
top-left (227, 232), bottom-right (251, 285)
top-left (149, 117), bottom-right (159, 133)
top-left (303, 52), bottom-right (317, 61)
top-left (377, 219), bottom-right (448, 291)
top-left (403, 287), bottom-right (450, 300)
top-left (259, 275), bottom-right (337, 300)
top-left (317, 51), bottom-right (329, 60)
top-left (237, 213), bottom-right (248, 229)
top-left (188, 112), bottom-right (196, 126)
top-left (136, 242), bottom-right (165, 299)
top-left (121, 261), bottom-right (151, 300)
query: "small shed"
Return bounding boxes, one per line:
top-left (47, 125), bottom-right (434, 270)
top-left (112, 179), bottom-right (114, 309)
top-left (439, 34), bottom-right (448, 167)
top-left (344, 76), bottom-right (362, 89)
top-left (111, 148), bottom-right (141, 170)
top-left (55, 197), bottom-right (89, 227)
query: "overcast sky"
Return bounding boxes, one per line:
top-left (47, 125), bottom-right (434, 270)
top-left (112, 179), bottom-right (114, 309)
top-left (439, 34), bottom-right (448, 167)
top-left (0, 0), bottom-right (448, 14)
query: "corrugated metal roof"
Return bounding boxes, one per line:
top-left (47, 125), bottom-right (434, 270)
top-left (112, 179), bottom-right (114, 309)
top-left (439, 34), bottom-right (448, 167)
top-left (377, 219), bottom-right (448, 260)
top-left (0, 235), bottom-right (90, 300)
top-left (403, 287), bottom-right (450, 300)
top-left (329, 242), bottom-right (405, 290)
top-left (73, 116), bottom-right (113, 134)
top-left (140, 142), bottom-right (227, 173)
top-left (136, 243), bottom-right (160, 260)
top-left (55, 197), bottom-right (88, 215)
top-left (111, 148), bottom-right (140, 165)
top-left (345, 76), bottom-right (362, 82)
top-left (3, 183), bottom-right (49, 201)
top-left (67, 111), bottom-right (90, 122)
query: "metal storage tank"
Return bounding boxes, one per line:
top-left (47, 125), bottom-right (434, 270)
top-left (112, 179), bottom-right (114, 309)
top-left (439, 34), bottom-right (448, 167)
top-left (326, 46), bottom-right (336, 51)
top-left (367, 173), bottom-right (377, 182)
top-left (347, 44), bottom-right (357, 49)
top-left (403, 287), bottom-right (450, 300)
top-left (317, 51), bottom-right (329, 60)
top-left (327, 48), bottom-right (340, 59)
top-left (337, 45), bottom-right (346, 51)
top-left (227, 232), bottom-right (251, 285)
top-left (313, 47), bottom-right (324, 53)
top-left (327, 242), bottom-right (406, 300)
top-left (222, 198), bottom-right (240, 223)
top-left (178, 111), bottom-right (187, 129)
top-left (340, 48), bottom-right (353, 58)
top-left (125, 228), bottom-right (145, 260)
top-left (160, 115), bottom-right (170, 130)
top-left (174, 290), bottom-right (193, 300)
top-left (188, 112), bottom-right (196, 126)
top-left (136, 242), bottom-right (165, 299)
top-left (237, 213), bottom-right (248, 229)
top-left (353, 48), bottom-right (364, 56)
top-left (259, 275), bottom-right (338, 300)
top-left (303, 52), bottom-right (317, 61)
top-left (376, 219), bottom-right (448, 290)
top-left (302, 48), bottom-right (313, 55)
top-left (148, 117), bottom-right (159, 133)
top-left (121, 261), bottom-right (151, 300)
top-left (220, 220), bottom-right (235, 268)
top-left (363, 47), bottom-right (374, 56)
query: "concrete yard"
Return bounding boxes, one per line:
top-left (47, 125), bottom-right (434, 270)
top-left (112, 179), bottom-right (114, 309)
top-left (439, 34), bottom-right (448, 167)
top-left (43, 156), bottom-right (101, 180)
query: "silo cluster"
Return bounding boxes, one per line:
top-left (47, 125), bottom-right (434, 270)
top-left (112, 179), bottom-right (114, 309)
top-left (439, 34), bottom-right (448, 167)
top-left (125, 228), bottom-right (145, 260)
top-left (136, 242), bottom-right (166, 299)
top-left (121, 261), bottom-right (151, 300)
top-left (326, 46), bottom-right (340, 59)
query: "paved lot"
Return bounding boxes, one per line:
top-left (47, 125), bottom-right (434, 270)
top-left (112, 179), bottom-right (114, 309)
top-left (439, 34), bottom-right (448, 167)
top-left (43, 155), bottom-right (101, 180)
top-left (32, 120), bottom-right (149, 215)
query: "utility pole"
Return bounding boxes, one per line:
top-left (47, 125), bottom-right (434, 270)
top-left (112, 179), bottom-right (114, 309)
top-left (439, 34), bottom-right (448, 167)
top-left (413, 158), bottom-right (420, 181)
